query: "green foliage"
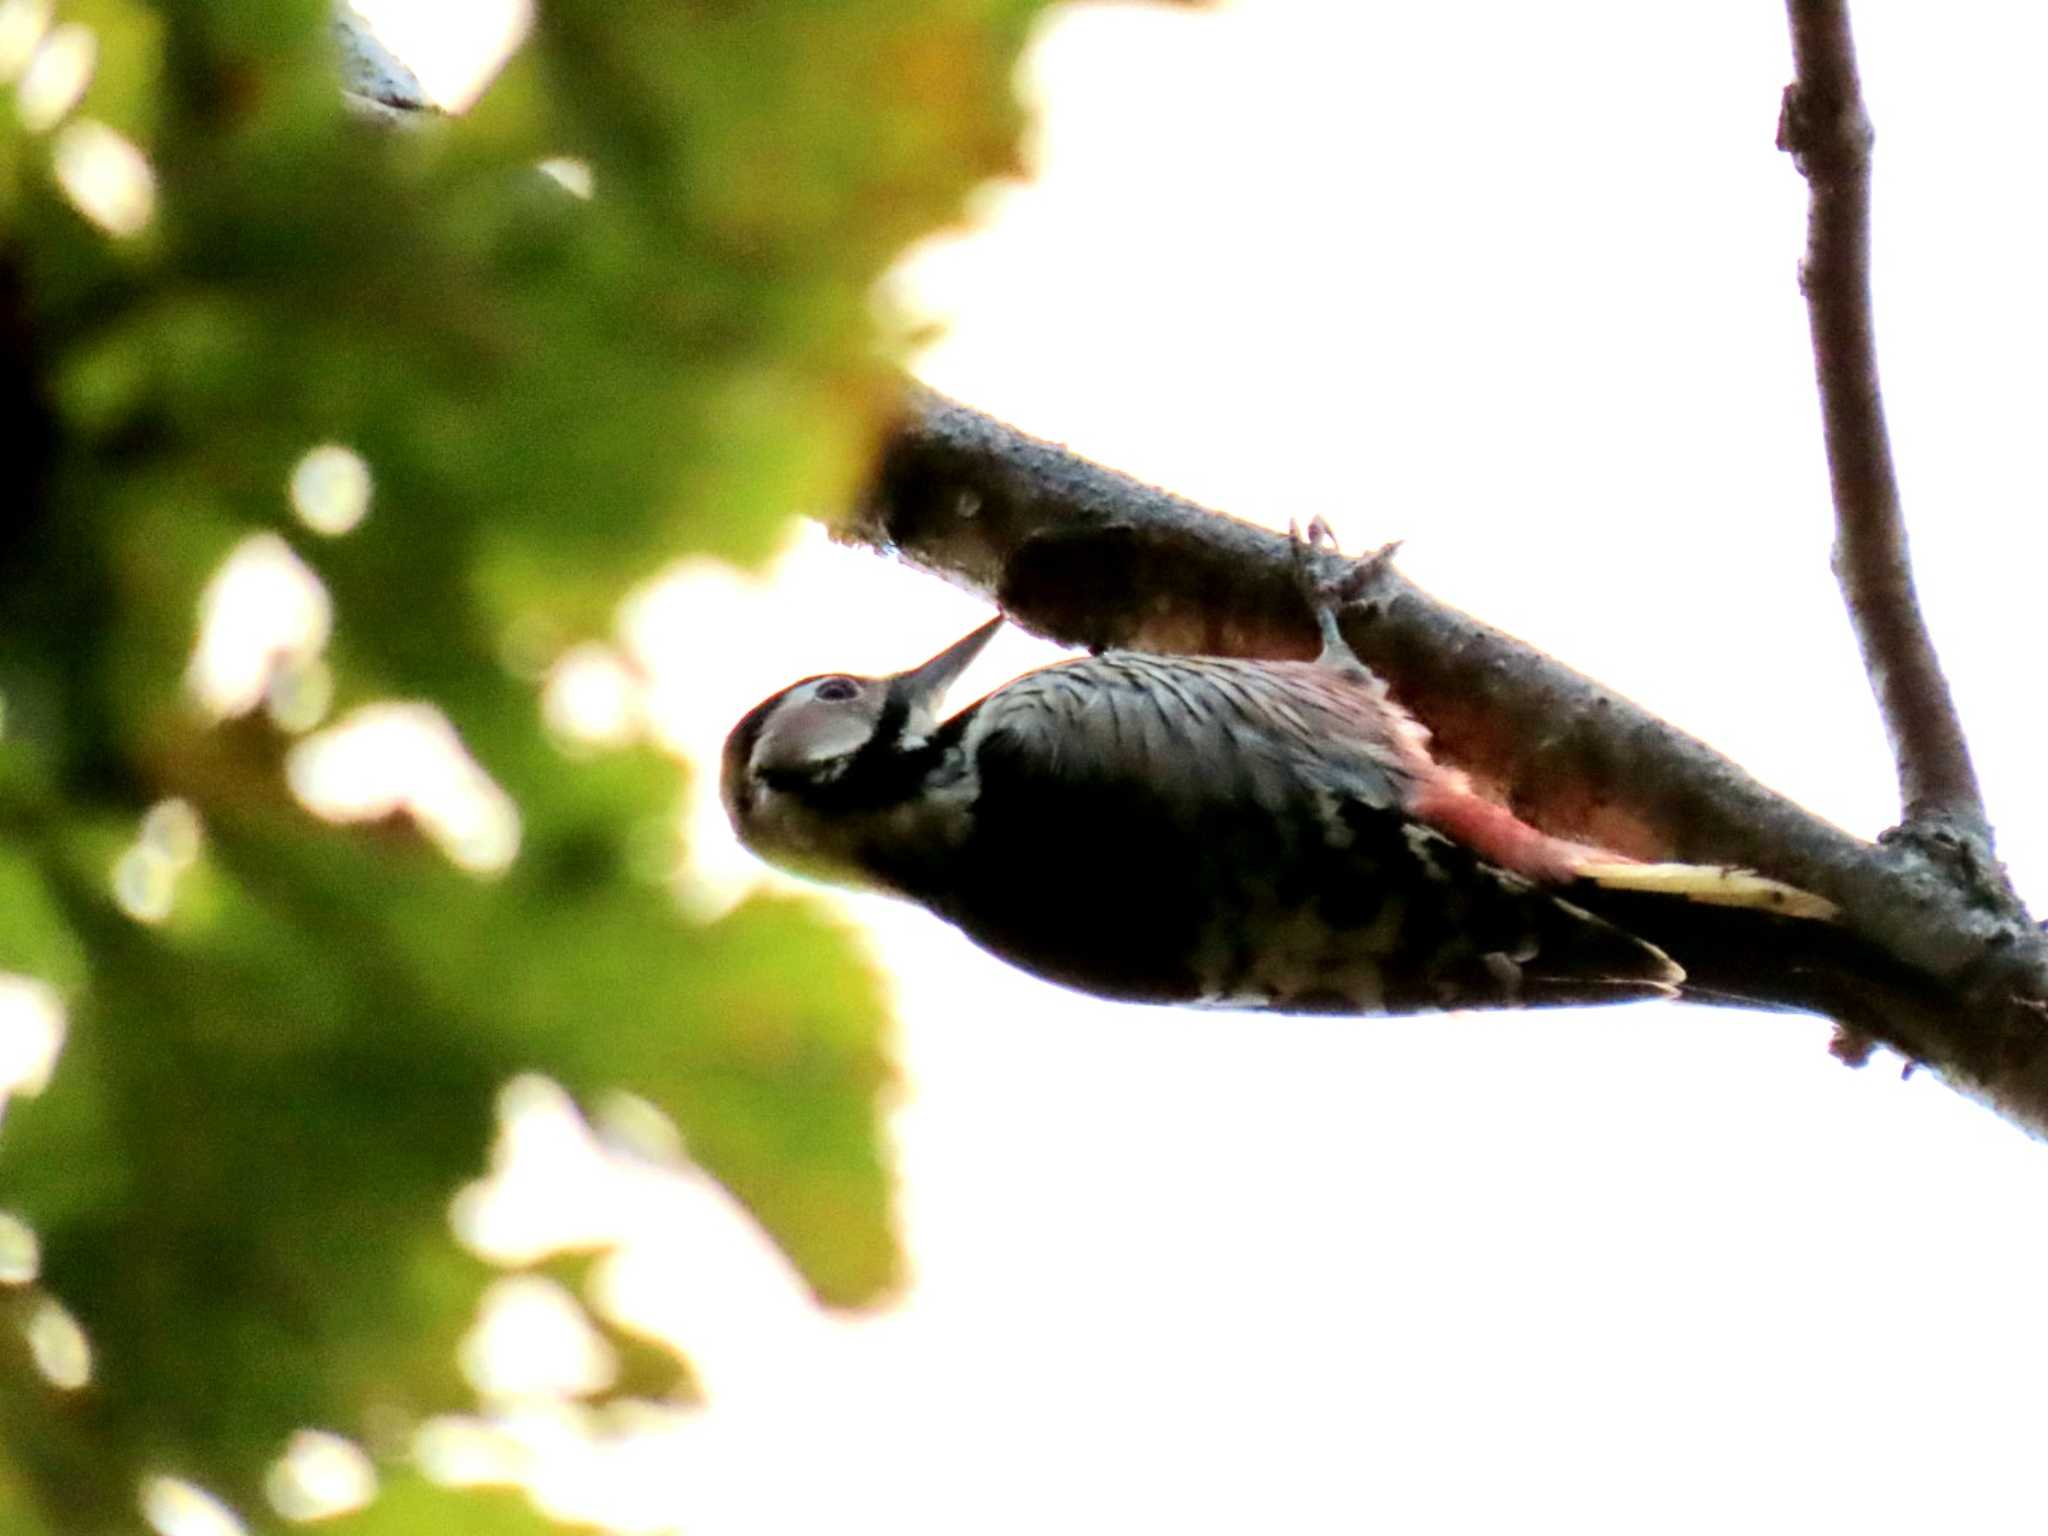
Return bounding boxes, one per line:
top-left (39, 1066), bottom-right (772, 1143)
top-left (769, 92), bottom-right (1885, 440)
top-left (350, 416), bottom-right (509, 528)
top-left (0, 0), bottom-right (1049, 1529)
top-left (322, 1478), bottom-right (573, 1536)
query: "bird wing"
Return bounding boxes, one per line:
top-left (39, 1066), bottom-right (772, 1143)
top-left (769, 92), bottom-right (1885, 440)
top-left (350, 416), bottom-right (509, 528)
top-left (948, 652), bottom-right (1680, 1012)
top-left (964, 653), bottom-right (1422, 817)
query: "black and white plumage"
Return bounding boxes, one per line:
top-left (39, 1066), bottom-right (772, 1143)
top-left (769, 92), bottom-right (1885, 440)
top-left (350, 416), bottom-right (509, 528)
top-left (723, 614), bottom-right (1836, 1015)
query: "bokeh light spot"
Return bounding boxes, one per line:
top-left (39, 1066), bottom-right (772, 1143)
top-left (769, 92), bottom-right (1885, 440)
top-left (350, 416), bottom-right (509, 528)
top-left (536, 155), bottom-right (594, 198)
top-left (139, 1475), bottom-right (245, 1536)
top-left (0, 973), bottom-right (65, 1097)
top-left (140, 798), bottom-right (203, 867)
top-left (0, 0), bottom-right (52, 83)
top-left (542, 643), bottom-right (643, 749)
top-left (112, 799), bottom-right (204, 924)
top-left (288, 444), bottom-right (373, 536)
top-left (459, 1275), bottom-right (617, 1402)
top-left (111, 844), bottom-right (176, 924)
top-left (264, 1430), bottom-right (377, 1522)
top-left (51, 118), bottom-right (154, 235)
top-left (25, 1295), bottom-right (89, 1389)
top-left (414, 1415), bottom-right (528, 1488)
top-left (187, 535), bottom-right (333, 721)
top-left (0, 1212), bottom-right (39, 1284)
top-left (265, 655), bottom-right (334, 734)
top-left (288, 702), bottom-right (521, 874)
top-left (15, 20), bottom-right (91, 131)
top-left (452, 1076), bottom-right (621, 1265)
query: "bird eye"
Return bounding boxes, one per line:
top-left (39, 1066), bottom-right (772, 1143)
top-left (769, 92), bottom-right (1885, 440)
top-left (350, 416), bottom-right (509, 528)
top-left (814, 677), bottom-right (861, 702)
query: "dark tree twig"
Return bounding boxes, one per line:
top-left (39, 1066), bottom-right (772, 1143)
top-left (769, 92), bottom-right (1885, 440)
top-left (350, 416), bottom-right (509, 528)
top-left (1777, 0), bottom-right (1987, 844)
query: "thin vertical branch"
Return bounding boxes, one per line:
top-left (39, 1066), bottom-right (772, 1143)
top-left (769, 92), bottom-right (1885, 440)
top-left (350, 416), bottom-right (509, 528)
top-left (1778, 0), bottom-right (1986, 839)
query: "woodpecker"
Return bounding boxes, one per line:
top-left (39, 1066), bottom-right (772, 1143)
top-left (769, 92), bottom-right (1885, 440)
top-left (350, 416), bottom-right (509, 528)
top-left (722, 584), bottom-right (1838, 1016)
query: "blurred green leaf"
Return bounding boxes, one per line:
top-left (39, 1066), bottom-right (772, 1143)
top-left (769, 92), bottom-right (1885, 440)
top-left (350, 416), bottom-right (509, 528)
top-left (529, 1252), bottom-right (702, 1405)
top-left (65, 0), bottom-right (164, 140)
top-left (0, 0), bottom-right (1054, 1526)
top-left (324, 1478), bottom-right (569, 1536)
top-left (0, 849), bottom-right (88, 992)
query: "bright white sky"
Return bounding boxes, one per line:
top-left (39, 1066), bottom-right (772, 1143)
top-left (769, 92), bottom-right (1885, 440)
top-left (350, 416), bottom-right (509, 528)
top-left (312, 3), bottom-right (2048, 1532)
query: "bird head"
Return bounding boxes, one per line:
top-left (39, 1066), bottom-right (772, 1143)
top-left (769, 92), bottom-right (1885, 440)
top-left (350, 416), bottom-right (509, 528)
top-left (721, 616), bottom-right (1002, 887)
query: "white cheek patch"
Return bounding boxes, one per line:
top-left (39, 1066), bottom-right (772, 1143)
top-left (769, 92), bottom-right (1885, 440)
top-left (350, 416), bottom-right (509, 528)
top-left (751, 697), bottom-right (877, 775)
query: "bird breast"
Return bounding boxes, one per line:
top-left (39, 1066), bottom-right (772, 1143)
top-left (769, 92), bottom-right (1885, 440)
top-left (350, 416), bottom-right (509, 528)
top-left (885, 653), bottom-right (1646, 1013)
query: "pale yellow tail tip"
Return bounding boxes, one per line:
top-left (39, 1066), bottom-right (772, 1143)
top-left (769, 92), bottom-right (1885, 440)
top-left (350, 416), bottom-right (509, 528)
top-left (1576, 861), bottom-right (1839, 921)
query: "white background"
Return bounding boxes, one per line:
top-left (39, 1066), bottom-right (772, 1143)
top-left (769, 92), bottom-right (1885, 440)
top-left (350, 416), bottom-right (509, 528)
top-left (371, 3), bottom-right (2048, 1532)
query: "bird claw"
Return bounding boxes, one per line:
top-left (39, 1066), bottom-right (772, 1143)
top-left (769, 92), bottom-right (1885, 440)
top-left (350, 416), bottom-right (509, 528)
top-left (1288, 519), bottom-right (1401, 666)
top-left (1287, 517), bottom-right (1341, 617)
top-left (1290, 518), bottom-right (1401, 597)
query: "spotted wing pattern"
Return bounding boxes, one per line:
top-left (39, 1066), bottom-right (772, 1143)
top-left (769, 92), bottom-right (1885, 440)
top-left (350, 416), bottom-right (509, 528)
top-left (912, 653), bottom-right (1678, 1013)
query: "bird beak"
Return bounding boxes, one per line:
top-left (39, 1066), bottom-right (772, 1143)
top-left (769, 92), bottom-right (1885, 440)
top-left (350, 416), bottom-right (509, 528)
top-left (895, 615), bottom-right (1003, 732)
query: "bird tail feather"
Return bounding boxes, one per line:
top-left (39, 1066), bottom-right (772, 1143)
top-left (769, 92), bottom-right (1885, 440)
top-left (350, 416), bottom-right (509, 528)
top-left (1574, 861), bottom-right (1837, 921)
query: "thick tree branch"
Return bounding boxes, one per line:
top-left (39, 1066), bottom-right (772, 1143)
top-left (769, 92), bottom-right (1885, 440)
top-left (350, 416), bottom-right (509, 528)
top-left (845, 387), bottom-right (2048, 1132)
top-left (1777, 0), bottom-right (1986, 841)
top-left (857, 391), bottom-right (1863, 878)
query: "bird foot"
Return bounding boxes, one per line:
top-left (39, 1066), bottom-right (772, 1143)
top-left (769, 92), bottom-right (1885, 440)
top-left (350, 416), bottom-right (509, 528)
top-left (1287, 518), bottom-right (1402, 666)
